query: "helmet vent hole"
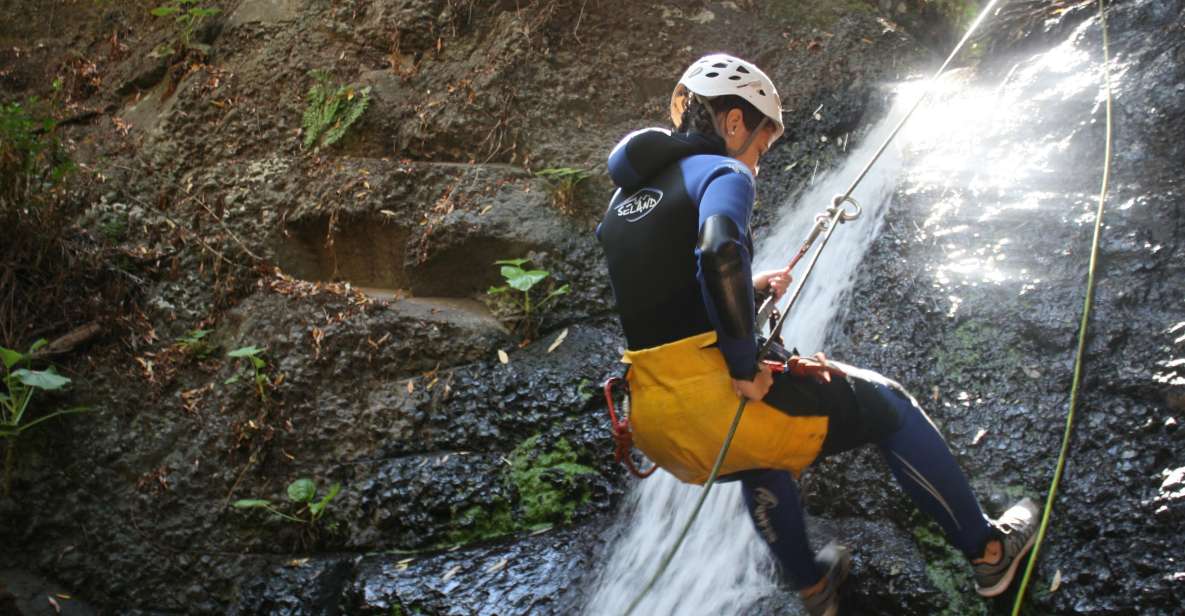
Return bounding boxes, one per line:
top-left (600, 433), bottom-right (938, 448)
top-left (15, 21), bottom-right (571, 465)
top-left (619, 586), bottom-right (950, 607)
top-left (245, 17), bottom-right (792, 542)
top-left (712, 62), bottom-right (728, 68)
top-left (736, 66), bottom-right (750, 74)
top-left (728, 75), bottom-right (742, 81)
top-left (757, 89), bottom-right (766, 96)
top-left (705, 72), bottom-right (719, 78)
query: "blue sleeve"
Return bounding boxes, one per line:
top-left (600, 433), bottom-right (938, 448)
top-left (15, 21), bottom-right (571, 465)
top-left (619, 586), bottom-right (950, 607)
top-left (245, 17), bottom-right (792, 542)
top-left (694, 167), bottom-right (758, 379)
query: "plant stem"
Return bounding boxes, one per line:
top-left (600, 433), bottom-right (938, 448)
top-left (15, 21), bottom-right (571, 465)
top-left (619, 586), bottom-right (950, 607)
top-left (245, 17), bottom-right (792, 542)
top-left (3, 438), bottom-right (15, 497)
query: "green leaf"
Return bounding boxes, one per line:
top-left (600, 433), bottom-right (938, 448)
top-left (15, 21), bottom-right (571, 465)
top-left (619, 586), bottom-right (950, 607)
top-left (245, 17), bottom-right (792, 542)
top-left (504, 268), bottom-right (548, 292)
top-left (150, 6), bottom-right (180, 16)
top-left (224, 373), bottom-right (241, 385)
top-left (249, 356), bottom-right (266, 369)
top-left (546, 284), bottom-right (571, 299)
top-left (232, 499), bottom-right (272, 509)
top-left (308, 482), bottom-right (342, 516)
top-left (13, 369), bottom-right (70, 391)
top-left (487, 285), bottom-right (509, 296)
top-left (228, 346), bottom-right (263, 358)
top-left (0, 347), bottom-right (23, 370)
top-left (188, 7), bottom-right (220, 17)
top-left (28, 339), bottom-right (48, 353)
top-left (494, 258), bottom-right (529, 267)
top-left (287, 478), bottom-right (316, 503)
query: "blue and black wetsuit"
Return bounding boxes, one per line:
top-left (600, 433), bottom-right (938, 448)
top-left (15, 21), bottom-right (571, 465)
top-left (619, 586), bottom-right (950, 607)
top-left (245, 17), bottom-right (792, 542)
top-left (597, 128), bottom-right (997, 588)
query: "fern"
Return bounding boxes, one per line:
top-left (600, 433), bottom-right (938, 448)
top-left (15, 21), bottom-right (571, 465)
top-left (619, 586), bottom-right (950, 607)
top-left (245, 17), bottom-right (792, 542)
top-left (300, 70), bottom-right (370, 151)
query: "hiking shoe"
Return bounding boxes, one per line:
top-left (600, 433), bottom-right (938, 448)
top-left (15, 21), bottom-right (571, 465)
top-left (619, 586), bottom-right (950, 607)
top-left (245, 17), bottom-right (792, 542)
top-left (802, 542), bottom-right (851, 616)
top-left (974, 497), bottom-right (1040, 597)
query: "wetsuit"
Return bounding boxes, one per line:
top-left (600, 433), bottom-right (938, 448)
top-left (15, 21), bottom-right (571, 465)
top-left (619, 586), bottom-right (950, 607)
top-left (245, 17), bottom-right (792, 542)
top-left (597, 128), bottom-right (996, 588)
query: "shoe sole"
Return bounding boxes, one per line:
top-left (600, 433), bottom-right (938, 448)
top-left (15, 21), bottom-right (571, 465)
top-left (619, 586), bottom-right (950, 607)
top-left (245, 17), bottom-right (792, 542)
top-left (975, 526), bottom-right (1039, 598)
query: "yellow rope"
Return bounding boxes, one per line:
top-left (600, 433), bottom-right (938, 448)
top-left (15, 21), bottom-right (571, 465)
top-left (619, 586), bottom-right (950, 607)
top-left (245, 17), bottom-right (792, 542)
top-left (1010, 0), bottom-right (1113, 612)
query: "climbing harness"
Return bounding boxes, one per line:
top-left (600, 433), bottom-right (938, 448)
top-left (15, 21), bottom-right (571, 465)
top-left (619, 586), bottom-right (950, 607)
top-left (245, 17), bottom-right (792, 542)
top-left (1011, 0), bottom-right (1113, 613)
top-left (618, 1), bottom-right (1004, 614)
top-left (603, 377), bottom-right (657, 479)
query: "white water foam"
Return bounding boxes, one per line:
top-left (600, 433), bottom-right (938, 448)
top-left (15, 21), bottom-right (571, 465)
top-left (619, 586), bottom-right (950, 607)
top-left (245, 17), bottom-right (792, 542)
top-left (584, 92), bottom-right (912, 616)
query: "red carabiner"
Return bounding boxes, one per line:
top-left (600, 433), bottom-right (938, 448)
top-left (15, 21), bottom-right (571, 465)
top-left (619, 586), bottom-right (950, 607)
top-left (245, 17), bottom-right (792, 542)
top-left (603, 377), bottom-right (657, 479)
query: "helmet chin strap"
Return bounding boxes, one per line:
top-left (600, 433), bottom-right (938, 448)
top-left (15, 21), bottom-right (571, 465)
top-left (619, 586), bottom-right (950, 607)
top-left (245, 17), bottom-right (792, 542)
top-left (697, 95), bottom-right (767, 160)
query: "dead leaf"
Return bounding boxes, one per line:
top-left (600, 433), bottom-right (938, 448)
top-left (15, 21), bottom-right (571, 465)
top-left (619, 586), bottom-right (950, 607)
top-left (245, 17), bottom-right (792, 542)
top-left (1050, 568), bottom-right (1062, 592)
top-left (547, 328), bottom-right (568, 353)
top-left (442, 564), bottom-right (461, 581)
top-left (497, 349), bottom-right (509, 364)
top-left (486, 558), bottom-right (508, 573)
top-left (406, 379), bottom-right (415, 393)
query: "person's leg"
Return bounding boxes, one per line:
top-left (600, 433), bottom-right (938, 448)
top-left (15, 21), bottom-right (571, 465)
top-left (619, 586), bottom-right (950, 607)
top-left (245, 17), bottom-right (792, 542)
top-left (845, 372), bottom-right (995, 560)
top-left (763, 360), bottom-right (996, 559)
top-left (737, 469), bottom-right (821, 589)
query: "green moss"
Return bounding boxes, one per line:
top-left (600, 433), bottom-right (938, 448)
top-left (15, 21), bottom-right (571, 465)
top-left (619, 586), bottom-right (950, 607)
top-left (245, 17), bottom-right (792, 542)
top-left (912, 521), bottom-right (987, 616)
top-left (446, 502), bottom-right (516, 545)
top-left (507, 434), bottom-right (597, 526)
top-left (444, 435), bottom-right (596, 547)
top-left (932, 319), bottom-right (1021, 382)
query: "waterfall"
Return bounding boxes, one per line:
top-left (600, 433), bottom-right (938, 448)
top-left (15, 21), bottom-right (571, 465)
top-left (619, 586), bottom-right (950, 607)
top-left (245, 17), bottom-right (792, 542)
top-left (584, 92), bottom-right (912, 615)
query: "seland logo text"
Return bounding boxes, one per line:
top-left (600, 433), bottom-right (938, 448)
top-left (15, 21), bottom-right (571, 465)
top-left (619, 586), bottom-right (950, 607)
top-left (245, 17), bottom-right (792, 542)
top-left (615, 188), bottom-right (663, 223)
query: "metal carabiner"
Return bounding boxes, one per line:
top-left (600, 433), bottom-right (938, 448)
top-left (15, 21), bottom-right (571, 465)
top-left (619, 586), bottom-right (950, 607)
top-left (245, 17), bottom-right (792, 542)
top-left (831, 194), bottom-right (862, 222)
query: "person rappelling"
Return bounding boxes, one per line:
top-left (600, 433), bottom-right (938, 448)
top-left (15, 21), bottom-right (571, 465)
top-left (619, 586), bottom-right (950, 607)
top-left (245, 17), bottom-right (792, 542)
top-left (595, 53), bottom-right (1041, 616)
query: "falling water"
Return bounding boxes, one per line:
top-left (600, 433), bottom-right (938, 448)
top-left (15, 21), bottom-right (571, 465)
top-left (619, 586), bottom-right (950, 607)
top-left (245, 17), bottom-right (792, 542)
top-left (583, 92), bottom-right (913, 615)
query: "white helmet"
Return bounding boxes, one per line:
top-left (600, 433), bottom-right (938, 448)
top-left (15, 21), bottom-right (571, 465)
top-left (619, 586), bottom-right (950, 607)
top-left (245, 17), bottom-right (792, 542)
top-left (669, 54), bottom-right (785, 143)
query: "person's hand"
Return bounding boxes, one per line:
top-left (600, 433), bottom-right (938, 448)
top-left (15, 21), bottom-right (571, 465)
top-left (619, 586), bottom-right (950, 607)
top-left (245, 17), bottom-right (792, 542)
top-left (732, 363), bottom-right (773, 400)
top-left (753, 265), bottom-right (793, 301)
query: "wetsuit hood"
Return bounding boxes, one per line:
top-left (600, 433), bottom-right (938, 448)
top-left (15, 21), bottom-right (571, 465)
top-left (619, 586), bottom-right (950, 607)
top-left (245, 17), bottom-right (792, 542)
top-left (607, 128), bottom-right (726, 191)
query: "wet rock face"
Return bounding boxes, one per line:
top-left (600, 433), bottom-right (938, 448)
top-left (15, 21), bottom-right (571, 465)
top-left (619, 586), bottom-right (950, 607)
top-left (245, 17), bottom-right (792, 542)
top-left (4, 0), bottom-right (1181, 614)
top-left (815, 1), bottom-right (1185, 614)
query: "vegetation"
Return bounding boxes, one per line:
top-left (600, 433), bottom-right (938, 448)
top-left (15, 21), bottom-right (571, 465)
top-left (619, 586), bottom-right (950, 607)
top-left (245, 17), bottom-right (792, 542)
top-left (447, 435), bottom-right (596, 545)
top-left (225, 345), bottom-right (272, 402)
top-left (507, 435), bottom-right (596, 526)
top-left (177, 328), bottom-right (214, 359)
top-left (0, 98), bottom-right (73, 217)
top-left (301, 70), bottom-right (371, 151)
top-left (150, 0), bottom-right (221, 56)
top-left (535, 166), bottom-right (591, 213)
top-left (233, 477), bottom-right (342, 528)
top-left (486, 258), bottom-right (569, 340)
top-left (912, 521), bottom-right (988, 616)
top-left (1, 340), bottom-right (88, 495)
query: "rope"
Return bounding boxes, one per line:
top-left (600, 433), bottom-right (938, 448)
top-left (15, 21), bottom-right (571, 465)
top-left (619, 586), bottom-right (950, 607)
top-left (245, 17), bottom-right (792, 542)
top-left (1010, 0), bottom-right (1113, 612)
top-left (619, 3), bottom-right (1003, 613)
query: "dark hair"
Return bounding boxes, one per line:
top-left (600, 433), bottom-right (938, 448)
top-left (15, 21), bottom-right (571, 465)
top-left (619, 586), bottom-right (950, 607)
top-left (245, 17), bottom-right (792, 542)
top-left (677, 94), bottom-right (765, 136)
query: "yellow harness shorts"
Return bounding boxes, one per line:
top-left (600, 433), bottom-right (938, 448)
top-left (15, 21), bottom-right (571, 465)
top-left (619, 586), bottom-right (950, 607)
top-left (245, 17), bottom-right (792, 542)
top-left (623, 331), bottom-right (829, 485)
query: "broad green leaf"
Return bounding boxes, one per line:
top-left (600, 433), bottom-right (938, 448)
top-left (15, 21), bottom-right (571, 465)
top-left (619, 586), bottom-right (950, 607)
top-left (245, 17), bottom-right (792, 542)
top-left (232, 499), bottom-right (272, 509)
top-left (224, 373), bottom-right (241, 385)
top-left (504, 268), bottom-right (548, 292)
top-left (287, 478), bottom-right (316, 502)
top-left (228, 346), bottom-right (263, 358)
top-left (0, 347), bottom-right (23, 370)
top-left (487, 285), bottom-right (508, 295)
top-left (309, 482), bottom-right (341, 516)
top-left (150, 6), bottom-right (180, 16)
top-left (13, 369), bottom-right (70, 391)
top-left (249, 356), bottom-right (265, 369)
top-left (494, 258), bottom-right (529, 267)
top-left (546, 284), bottom-right (571, 299)
top-left (28, 339), bottom-right (48, 353)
